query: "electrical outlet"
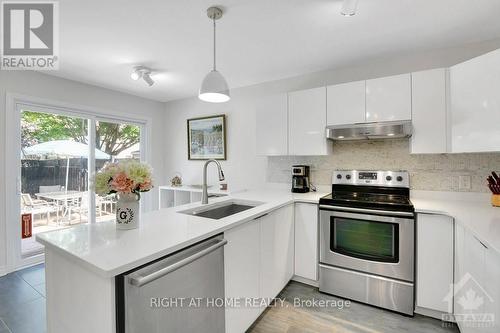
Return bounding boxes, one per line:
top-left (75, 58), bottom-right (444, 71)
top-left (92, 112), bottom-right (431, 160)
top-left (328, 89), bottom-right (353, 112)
top-left (459, 175), bottom-right (471, 190)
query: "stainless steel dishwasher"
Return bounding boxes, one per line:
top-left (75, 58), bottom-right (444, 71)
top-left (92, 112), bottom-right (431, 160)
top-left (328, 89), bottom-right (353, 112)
top-left (118, 235), bottom-right (227, 333)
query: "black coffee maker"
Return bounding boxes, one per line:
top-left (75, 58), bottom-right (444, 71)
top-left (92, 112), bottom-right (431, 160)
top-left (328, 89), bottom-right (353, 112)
top-left (291, 165), bottom-right (310, 193)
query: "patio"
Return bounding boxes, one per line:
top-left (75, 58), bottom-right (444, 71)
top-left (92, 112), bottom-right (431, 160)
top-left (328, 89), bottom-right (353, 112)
top-left (21, 190), bottom-right (117, 256)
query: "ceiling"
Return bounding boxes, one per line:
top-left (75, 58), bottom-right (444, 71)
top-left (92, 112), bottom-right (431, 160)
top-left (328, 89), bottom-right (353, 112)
top-left (47, 0), bottom-right (500, 102)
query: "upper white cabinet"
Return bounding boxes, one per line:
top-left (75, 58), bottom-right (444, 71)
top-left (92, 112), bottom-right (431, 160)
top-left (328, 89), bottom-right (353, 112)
top-left (294, 203), bottom-right (318, 281)
top-left (326, 81), bottom-right (365, 126)
top-left (366, 74), bottom-right (412, 122)
top-left (411, 69), bottom-right (448, 154)
top-left (288, 87), bottom-right (328, 155)
top-left (449, 48), bottom-right (500, 153)
top-left (255, 93), bottom-right (288, 155)
top-left (260, 205), bottom-right (294, 300)
top-left (416, 214), bottom-right (454, 315)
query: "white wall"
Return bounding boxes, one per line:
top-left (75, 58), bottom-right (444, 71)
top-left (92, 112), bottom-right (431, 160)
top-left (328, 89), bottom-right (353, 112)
top-left (163, 39), bottom-right (500, 191)
top-left (0, 71), bottom-right (165, 273)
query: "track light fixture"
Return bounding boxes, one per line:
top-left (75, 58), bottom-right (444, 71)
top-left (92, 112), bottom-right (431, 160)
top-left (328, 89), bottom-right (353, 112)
top-left (341, 0), bottom-right (359, 16)
top-left (131, 66), bottom-right (155, 86)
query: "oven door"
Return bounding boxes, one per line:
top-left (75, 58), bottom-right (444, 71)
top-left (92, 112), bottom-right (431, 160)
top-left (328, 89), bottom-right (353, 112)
top-left (319, 206), bottom-right (414, 282)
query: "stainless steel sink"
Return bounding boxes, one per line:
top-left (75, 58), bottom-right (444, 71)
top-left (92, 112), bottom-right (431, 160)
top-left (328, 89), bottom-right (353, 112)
top-left (179, 200), bottom-right (263, 220)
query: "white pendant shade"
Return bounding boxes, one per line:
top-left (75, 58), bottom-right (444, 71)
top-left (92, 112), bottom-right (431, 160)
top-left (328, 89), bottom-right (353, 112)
top-left (199, 70), bottom-right (230, 103)
top-left (199, 7), bottom-right (230, 103)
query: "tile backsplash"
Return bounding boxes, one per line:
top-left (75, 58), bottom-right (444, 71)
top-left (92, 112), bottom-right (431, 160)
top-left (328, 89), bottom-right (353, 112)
top-left (267, 139), bottom-right (500, 192)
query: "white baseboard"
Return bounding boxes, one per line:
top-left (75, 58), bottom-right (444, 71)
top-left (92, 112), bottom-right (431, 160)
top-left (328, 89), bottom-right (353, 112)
top-left (415, 306), bottom-right (455, 322)
top-left (291, 275), bottom-right (319, 287)
top-left (0, 266), bottom-right (6, 277)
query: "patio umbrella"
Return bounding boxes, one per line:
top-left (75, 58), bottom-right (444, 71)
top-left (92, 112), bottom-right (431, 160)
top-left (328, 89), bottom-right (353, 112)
top-left (23, 140), bottom-right (111, 193)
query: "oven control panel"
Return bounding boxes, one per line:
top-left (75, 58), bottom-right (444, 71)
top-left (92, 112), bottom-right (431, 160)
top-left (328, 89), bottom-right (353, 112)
top-left (333, 170), bottom-right (409, 188)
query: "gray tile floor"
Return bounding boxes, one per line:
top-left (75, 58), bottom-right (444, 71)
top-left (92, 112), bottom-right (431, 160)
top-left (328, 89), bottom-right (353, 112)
top-left (249, 281), bottom-right (460, 333)
top-left (0, 266), bottom-right (460, 333)
top-left (0, 264), bottom-right (45, 333)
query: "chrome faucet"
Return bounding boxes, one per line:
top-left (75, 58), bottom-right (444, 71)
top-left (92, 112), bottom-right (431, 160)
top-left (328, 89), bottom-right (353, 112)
top-left (201, 159), bottom-right (225, 204)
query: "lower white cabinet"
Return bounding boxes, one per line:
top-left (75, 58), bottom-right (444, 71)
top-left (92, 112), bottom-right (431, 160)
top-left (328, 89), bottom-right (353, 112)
top-left (416, 214), bottom-right (454, 314)
top-left (224, 204), bottom-right (294, 333)
top-left (294, 203), bottom-right (318, 281)
top-left (484, 247), bottom-right (500, 333)
top-left (455, 222), bottom-right (500, 333)
top-left (260, 205), bottom-right (294, 300)
top-left (224, 219), bottom-right (261, 333)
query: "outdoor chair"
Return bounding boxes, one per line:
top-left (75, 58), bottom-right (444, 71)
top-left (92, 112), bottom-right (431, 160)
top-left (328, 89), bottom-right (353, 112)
top-left (39, 185), bottom-right (63, 193)
top-left (71, 193), bottom-right (103, 224)
top-left (21, 193), bottom-right (58, 225)
top-left (100, 194), bottom-right (117, 214)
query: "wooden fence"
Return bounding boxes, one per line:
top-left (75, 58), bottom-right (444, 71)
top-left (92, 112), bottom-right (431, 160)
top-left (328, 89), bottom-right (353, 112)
top-left (21, 159), bottom-right (107, 195)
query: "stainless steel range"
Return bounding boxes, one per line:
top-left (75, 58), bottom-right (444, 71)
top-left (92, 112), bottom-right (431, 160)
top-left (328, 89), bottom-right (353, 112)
top-left (318, 170), bottom-right (415, 315)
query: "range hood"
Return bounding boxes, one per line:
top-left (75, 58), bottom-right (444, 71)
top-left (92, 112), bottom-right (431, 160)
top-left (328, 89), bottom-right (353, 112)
top-left (326, 120), bottom-right (412, 141)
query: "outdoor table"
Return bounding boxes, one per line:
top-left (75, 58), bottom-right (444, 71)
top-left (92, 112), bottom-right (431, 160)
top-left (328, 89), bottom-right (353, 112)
top-left (35, 191), bottom-right (85, 223)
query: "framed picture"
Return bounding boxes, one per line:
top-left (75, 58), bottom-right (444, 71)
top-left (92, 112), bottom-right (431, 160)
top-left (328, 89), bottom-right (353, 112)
top-left (187, 114), bottom-right (226, 160)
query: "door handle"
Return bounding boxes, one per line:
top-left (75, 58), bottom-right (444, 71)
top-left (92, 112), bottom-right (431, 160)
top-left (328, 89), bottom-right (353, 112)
top-left (129, 238), bottom-right (227, 287)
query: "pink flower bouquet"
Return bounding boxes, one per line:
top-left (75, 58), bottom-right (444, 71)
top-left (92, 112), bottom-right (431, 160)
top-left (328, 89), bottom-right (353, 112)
top-left (94, 160), bottom-right (153, 198)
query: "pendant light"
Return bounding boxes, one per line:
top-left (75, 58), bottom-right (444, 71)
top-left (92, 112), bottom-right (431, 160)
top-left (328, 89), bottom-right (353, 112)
top-left (199, 6), bottom-right (230, 103)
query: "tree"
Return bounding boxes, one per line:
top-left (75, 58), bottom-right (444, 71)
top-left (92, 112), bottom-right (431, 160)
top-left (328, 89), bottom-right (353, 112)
top-left (21, 111), bottom-right (140, 156)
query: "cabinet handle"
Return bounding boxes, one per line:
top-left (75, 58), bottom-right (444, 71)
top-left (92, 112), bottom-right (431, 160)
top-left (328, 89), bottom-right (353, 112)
top-left (473, 235), bottom-right (488, 249)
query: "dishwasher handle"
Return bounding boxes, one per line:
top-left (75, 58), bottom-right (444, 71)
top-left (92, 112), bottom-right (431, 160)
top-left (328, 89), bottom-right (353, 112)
top-left (129, 238), bottom-right (228, 287)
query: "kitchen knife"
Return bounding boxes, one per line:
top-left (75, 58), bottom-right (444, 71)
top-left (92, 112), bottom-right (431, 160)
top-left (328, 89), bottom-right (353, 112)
top-left (490, 184), bottom-right (499, 194)
top-left (488, 176), bottom-right (496, 186)
top-left (492, 171), bottom-right (500, 184)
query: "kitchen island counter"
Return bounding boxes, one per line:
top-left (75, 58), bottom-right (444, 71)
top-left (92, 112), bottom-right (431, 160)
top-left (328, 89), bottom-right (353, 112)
top-left (36, 188), bottom-right (327, 278)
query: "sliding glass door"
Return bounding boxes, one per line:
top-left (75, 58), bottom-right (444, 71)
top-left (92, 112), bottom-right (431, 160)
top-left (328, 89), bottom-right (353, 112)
top-left (9, 100), bottom-right (146, 264)
top-left (93, 119), bottom-right (142, 223)
top-left (21, 110), bottom-right (93, 256)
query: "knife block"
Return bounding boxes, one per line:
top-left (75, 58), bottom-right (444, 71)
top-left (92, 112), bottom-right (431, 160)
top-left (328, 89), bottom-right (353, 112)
top-left (492, 195), bottom-right (500, 207)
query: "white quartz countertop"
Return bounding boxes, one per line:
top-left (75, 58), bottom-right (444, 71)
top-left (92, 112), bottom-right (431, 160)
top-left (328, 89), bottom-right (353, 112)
top-left (411, 190), bottom-right (500, 254)
top-left (37, 185), bottom-right (500, 278)
top-left (36, 188), bottom-right (327, 278)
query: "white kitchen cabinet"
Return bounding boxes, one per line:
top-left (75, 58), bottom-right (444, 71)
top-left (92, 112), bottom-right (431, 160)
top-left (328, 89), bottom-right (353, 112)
top-left (484, 247), bottom-right (500, 333)
top-left (449, 48), bottom-right (500, 152)
top-left (457, 230), bottom-right (487, 332)
top-left (365, 74), bottom-right (411, 122)
top-left (416, 214), bottom-right (454, 314)
top-left (288, 87), bottom-right (328, 155)
top-left (260, 204), bottom-right (294, 300)
top-left (454, 225), bottom-right (500, 333)
top-left (411, 69), bottom-right (448, 154)
top-left (326, 81), bottom-right (365, 126)
top-left (224, 219), bottom-right (261, 333)
top-left (224, 204), bottom-right (295, 333)
top-left (294, 203), bottom-right (318, 281)
top-left (255, 93), bottom-right (288, 155)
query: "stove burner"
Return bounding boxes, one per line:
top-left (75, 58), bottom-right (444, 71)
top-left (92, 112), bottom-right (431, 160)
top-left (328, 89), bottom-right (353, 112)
top-left (320, 170), bottom-right (414, 213)
top-left (330, 192), bottom-right (411, 206)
